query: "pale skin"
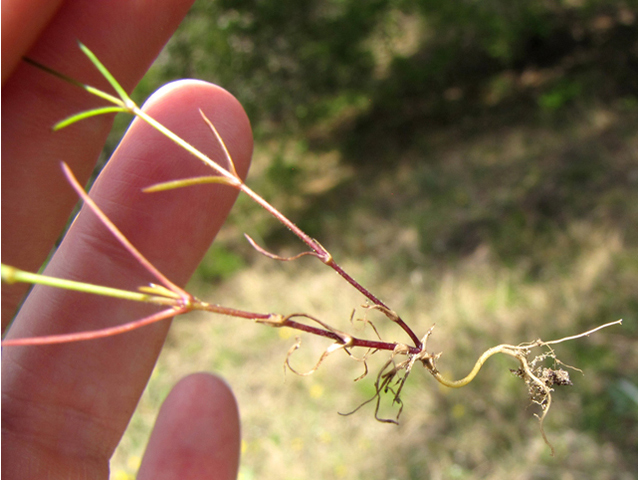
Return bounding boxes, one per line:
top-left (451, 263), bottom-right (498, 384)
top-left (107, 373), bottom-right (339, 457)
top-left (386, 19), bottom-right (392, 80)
top-left (2, 1), bottom-right (252, 478)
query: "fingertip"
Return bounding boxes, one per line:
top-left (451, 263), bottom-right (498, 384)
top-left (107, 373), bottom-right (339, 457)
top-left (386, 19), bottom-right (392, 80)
top-left (139, 79), bottom-right (253, 181)
top-left (85, 78), bottom-right (254, 288)
top-left (138, 373), bottom-right (241, 480)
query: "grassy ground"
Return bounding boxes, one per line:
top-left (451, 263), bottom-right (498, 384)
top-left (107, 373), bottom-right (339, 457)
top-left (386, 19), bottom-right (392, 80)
top-left (110, 96), bottom-right (637, 478)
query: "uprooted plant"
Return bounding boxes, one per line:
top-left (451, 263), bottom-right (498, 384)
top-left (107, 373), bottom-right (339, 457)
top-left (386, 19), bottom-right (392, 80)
top-left (1, 42), bottom-right (622, 455)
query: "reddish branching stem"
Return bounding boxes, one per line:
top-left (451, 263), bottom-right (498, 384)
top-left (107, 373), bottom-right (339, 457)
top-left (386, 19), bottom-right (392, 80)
top-left (5, 52), bottom-right (426, 357)
top-left (327, 261), bottom-right (421, 347)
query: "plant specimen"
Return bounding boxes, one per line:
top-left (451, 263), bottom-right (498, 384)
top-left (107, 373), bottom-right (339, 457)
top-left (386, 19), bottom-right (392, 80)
top-left (1, 43), bottom-right (622, 455)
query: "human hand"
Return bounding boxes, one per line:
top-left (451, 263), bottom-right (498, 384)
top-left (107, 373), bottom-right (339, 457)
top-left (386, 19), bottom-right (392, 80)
top-left (2, 1), bottom-right (252, 478)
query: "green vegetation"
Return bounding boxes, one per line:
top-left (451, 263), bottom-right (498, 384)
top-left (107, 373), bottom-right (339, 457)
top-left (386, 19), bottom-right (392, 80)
top-left (99, 1), bottom-right (636, 478)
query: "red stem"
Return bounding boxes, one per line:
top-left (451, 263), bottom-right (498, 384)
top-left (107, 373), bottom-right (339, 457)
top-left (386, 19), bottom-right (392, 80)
top-left (1, 307), bottom-right (184, 346)
top-left (326, 261), bottom-right (421, 347)
top-left (195, 302), bottom-right (422, 354)
top-left (283, 318), bottom-right (421, 354)
top-left (238, 183), bottom-right (422, 349)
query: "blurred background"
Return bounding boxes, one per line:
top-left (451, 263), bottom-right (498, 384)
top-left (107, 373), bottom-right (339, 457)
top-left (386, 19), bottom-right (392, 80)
top-left (110, 1), bottom-right (637, 478)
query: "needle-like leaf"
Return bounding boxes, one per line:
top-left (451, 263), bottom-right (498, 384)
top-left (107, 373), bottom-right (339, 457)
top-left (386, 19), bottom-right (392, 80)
top-left (142, 175), bottom-right (237, 193)
top-left (53, 106), bottom-right (127, 130)
top-left (78, 41), bottom-right (132, 105)
top-left (1, 264), bottom-right (176, 306)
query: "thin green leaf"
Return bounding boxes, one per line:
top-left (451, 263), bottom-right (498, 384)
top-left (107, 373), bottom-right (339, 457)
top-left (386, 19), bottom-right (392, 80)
top-left (78, 41), bottom-right (131, 104)
top-left (199, 109), bottom-right (238, 177)
top-left (53, 106), bottom-right (127, 130)
top-left (23, 57), bottom-right (85, 89)
top-left (82, 86), bottom-right (126, 107)
top-left (24, 56), bottom-right (124, 107)
top-left (1, 264), bottom-right (170, 304)
top-left (143, 176), bottom-right (237, 193)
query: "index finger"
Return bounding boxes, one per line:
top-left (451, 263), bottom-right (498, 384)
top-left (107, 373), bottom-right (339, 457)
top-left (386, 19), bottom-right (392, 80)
top-left (2, 80), bottom-right (253, 479)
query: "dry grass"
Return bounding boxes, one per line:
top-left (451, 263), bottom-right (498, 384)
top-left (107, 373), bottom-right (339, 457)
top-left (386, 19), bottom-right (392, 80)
top-left (110, 86), bottom-right (636, 478)
top-left (111, 219), bottom-right (634, 479)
